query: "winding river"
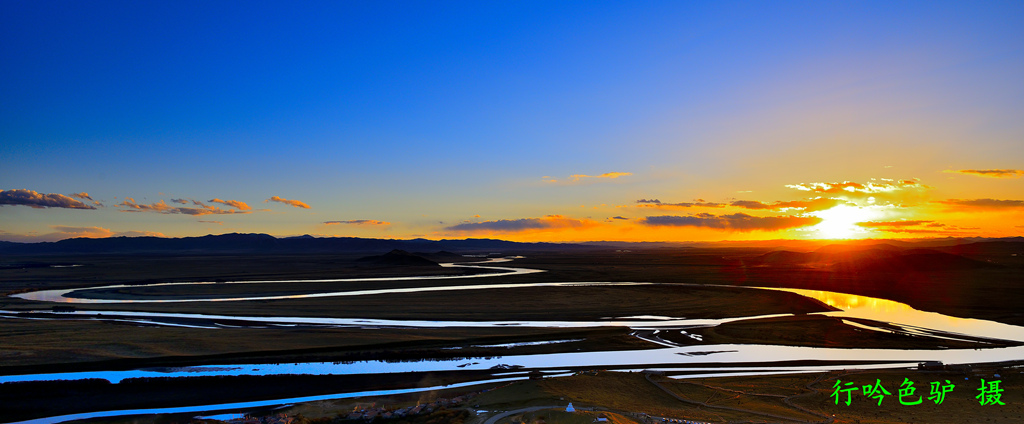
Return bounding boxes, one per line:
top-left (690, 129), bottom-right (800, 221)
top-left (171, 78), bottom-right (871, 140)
top-left (4, 257), bottom-right (1024, 424)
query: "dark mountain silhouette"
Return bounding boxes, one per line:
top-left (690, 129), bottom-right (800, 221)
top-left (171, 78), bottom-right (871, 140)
top-left (0, 233), bottom-right (599, 255)
top-left (834, 251), bottom-right (1001, 273)
top-left (748, 243), bottom-right (1000, 272)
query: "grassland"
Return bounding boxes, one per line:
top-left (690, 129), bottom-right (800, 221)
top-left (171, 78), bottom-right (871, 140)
top-left (1, 245), bottom-right (1021, 422)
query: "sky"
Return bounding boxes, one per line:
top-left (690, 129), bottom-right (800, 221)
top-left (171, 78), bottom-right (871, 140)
top-left (2, 1), bottom-right (1023, 243)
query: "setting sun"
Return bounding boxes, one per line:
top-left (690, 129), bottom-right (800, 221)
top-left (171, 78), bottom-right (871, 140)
top-left (808, 205), bottom-right (882, 239)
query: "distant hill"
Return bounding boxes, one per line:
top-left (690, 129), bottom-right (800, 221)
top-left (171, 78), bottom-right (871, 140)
top-left (747, 243), bottom-right (1001, 272)
top-left (838, 251), bottom-right (1001, 273)
top-left (0, 233), bottom-right (600, 255)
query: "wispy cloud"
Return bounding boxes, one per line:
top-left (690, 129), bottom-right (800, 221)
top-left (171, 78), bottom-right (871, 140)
top-left (445, 215), bottom-right (598, 233)
top-left (198, 220), bottom-right (223, 225)
top-left (266, 196), bottom-right (311, 209)
top-left (69, 192), bottom-right (93, 201)
top-left (570, 172), bottom-right (632, 181)
top-left (543, 172), bottom-right (632, 185)
top-left (324, 220), bottom-right (391, 226)
top-left (781, 179), bottom-right (930, 208)
top-left (635, 199), bottom-right (726, 209)
top-left (640, 213), bottom-right (821, 232)
top-left (935, 198), bottom-right (1024, 210)
top-left (208, 198), bottom-right (252, 210)
top-left (853, 220), bottom-right (978, 235)
top-left (785, 179), bottom-right (926, 194)
top-left (943, 169), bottom-right (1024, 178)
top-left (856, 220), bottom-right (937, 228)
top-left (116, 198), bottom-right (251, 216)
top-left (0, 189), bottom-right (97, 209)
top-left (730, 198), bottom-right (846, 212)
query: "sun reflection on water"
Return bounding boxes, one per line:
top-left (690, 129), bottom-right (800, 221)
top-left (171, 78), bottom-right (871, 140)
top-left (767, 287), bottom-right (1024, 343)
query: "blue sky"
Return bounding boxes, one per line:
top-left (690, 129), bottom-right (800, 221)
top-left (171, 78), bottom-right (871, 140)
top-left (3, 1), bottom-right (1024, 242)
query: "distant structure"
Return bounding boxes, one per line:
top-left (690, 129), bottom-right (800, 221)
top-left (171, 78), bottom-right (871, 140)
top-left (566, 403), bottom-right (575, 412)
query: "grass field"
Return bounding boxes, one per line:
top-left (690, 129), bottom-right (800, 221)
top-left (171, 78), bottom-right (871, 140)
top-left (1, 246), bottom-right (1022, 422)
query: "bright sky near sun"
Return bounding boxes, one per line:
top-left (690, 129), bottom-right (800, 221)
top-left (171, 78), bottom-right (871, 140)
top-left (2, 1), bottom-right (1023, 243)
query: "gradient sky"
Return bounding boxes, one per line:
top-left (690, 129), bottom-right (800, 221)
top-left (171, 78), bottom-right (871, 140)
top-left (3, 1), bottom-right (1023, 243)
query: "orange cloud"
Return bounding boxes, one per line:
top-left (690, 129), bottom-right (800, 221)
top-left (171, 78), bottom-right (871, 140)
top-left (635, 199), bottom-right (726, 209)
top-left (544, 172), bottom-right (632, 185)
top-left (116, 198), bottom-right (251, 216)
top-left (0, 189), bottom-right (96, 209)
top-left (785, 179), bottom-right (926, 194)
top-left (209, 198), bottom-right (252, 210)
top-left (570, 172), bottom-right (632, 181)
top-left (944, 169), bottom-right (1024, 178)
top-left (852, 220), bottom-right (979, 235)
top-left (445, 215), bottom-right (599, 234)
top-left (266, 196), bottom-right (311, 209)
top-left (69, 192), bottom-right (93, 200)
top-left (935, 198), bottom-right (1024, 210)
top-left (782, 179), bottom-right (929, 209)
top-left (324, 220), bottom-right (391, 226)
top-left (856, 220), bottom-right (937, 228)
top-left (640, 213), bottom-right (821, 232)
top-left (730, 198), bottom-right (846, 212)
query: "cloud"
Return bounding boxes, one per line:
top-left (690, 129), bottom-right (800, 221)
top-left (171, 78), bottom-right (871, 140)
top-left (208, 198), bottom-right (252, 210)
top-left (115, 198), bottom-right (251, 216)
top-left (782, 179), bottom-right (930, 208)
top-left (543, 172), bottom-right (632, 185)
top-left (785, 179), bottom-right (926, 194)
top-left (324, 220), bottom-right (391, 226)
top-left (266, 196), bottom-right (311, 209)
top-left (0, 189), bottom-right (97, 209)
top-left (640, 213), bottom-right (821, 232)
top-left (636, 199), bottom-right (726, 209)
top-left (570, 172), bottom-right (632, 181)
top-left (729, 200), bottom-right (773, 210)
top-left (856, 220), bottom-right (936, 228)
top-left (69, 192), bottom-right (93, 201)
top-left (935, 198), bottom-right (1024, 210)
top-left (610, 216), bottom-right (629, 220)
top-left (445, 215), bottom-right (598, 233)
top-left (198, 220), bottom-right (223, 225)
top-left (853, 220), bottom-right (981, 235)
top-left (170, 198), bottom-right (189, 204)
top-left (0, 226), bottom-right (165, 243)
top-left (944, 169), bottom-right (1024, 178)
top-left (730, 198), bottom-right (848, 212)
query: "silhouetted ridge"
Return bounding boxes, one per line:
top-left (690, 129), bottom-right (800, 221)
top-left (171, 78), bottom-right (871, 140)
top-left (0, 234), bottom-right (598, 255)
top-left (835, 251), bottom-right (1000, 272)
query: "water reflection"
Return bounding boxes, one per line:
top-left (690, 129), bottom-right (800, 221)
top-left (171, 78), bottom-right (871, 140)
top-left (758, 287), bottom-right (1024, 343)
top-left (5, 343), bottom-right (1023, 385)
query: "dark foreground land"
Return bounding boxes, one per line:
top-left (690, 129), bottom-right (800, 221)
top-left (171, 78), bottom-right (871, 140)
top-left (43, 367), bottom-right (1024, 424)
top-left (1, 237), bottom-right (1022, 422)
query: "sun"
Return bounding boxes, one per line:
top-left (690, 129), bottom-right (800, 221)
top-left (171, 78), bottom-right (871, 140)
top-left (808, 205), bottom-right (881, 239)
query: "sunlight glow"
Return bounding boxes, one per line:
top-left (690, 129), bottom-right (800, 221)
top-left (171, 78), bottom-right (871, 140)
top-left (808, 205), bottom-right (881, 239)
